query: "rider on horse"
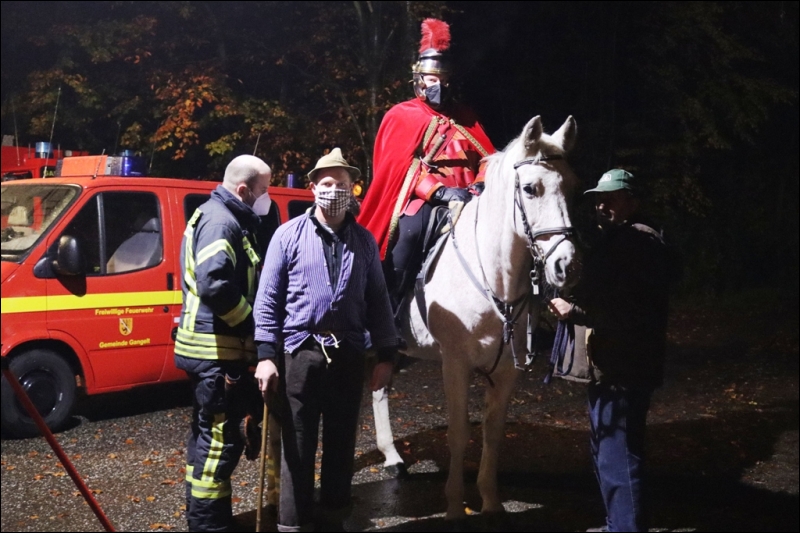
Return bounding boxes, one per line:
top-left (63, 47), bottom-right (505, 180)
top-left (357, 18), bottom-right (496, 309)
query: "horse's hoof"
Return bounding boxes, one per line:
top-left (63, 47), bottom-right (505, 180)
top-left (384, 462), bottom-right (409, 479)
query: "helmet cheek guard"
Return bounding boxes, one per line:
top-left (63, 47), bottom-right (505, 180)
top-left (413, 73), bottom-right (428, 101)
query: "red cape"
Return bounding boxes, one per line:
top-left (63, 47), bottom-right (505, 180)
top-left (358, 98), bottom-right (494, 259)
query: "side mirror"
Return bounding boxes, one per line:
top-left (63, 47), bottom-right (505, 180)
top-left (52, 235), bottom-right (85, 277)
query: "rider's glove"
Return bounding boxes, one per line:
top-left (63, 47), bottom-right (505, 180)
top-left (432, 186), bottom-right (473, 205)
top-left (468, 181), bottom-right (485, 196)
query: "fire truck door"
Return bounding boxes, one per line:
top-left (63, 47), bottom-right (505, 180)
top-left (45, 189), bottom-right (177, 391)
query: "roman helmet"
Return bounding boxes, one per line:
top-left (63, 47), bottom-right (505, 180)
top-left (412, 18), bottom-right (452, 106)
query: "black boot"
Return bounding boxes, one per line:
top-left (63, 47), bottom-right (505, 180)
top-left (391, 268), bottom-right (412, 351)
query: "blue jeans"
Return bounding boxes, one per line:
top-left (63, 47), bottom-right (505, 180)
top-left (588, 381), bottom-right (652, 532)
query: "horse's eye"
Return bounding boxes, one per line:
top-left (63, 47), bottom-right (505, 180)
top-left (523, 184), bottom-right (536, 196)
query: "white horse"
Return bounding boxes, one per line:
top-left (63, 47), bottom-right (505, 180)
top-left (372, 115), bottom-right (580, 521)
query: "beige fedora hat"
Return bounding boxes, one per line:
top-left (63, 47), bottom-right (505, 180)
top-left (307, 147), bottom-right (361, 182)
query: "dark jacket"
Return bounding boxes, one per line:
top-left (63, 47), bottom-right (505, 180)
top-left (570, 219), bottom-right (676, 389)
top-left (175, 186), bottom-right (261, 365)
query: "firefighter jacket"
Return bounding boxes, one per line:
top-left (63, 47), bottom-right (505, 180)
top-left (174, 185), bottom-right (261, 363)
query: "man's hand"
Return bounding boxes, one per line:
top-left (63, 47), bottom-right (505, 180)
top-left (548, 298), bottom-right (573, 320)
top-left (255, 359), bottom-right (279, 398)
top-left (370, 361), bottom-right (394, 392)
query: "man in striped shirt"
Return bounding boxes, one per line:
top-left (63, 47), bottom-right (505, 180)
top-left (253, 148), bottom-right (397, 532)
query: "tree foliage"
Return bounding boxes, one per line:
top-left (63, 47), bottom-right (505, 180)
top-left (1, 1), bottom-right (797, 292)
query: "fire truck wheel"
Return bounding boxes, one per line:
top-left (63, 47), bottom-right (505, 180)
top-left (1, 349), bottom-right (77, 438)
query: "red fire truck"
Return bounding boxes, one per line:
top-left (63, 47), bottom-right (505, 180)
top-left (1, 154), bottom-right (315, 437)
top-left (1, 142), bottom-right (90, 181)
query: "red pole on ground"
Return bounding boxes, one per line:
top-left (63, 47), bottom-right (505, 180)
top-left (2, 359), bottom-right (115, 532)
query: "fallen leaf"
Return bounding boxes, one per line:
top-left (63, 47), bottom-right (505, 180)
top-left (125, 438), bottom-right (135, 445)
top-left (231, 497), bottom-right (242, 504)
top-left (6, 465), bottom-right (16, 471)
top-left (28, 451), bottom-right (39, 458)
top-left (149, 523), bottom-right (172, 530)
top-left (140, 473), bottom-right (152, 479)
top-left (173, 511), bottom-right (181, 518)
top-left (108, 453), bottom-right (117, 459)
top-left (33, 474), bottom-right (44, 481)
top-left (146, 496), bottom-right (156, 502)
top-left (160, 479), bottom-right (178, 486)
top-left (91, 489), bottom-right (103, 495)
top-left (239, 481), bottom-right (248, 487)
top-left (49, 490), bottom-right (62, 497)
top-left (369, 467), bottom-right (380, 473)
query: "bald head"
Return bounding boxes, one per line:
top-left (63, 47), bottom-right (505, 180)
top-left (222, 155), bottom-right (271, 207)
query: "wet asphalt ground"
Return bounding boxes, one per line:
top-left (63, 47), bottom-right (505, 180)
top-left (2, 344), bottom-right (798, 532)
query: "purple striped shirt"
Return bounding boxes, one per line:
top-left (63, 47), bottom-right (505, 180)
top-left (253, 211), bottom-right (397, 353)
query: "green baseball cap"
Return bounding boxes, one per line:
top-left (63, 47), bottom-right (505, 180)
top-left (584, 169), bottom-right (635, 194)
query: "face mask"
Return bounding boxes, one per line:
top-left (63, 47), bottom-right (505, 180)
top-left (425, 83), bottom-right (443, 109)
top-left (314, 188), bottom-right (351, 217)
top-left (253, 191), bottom-right (272, 216)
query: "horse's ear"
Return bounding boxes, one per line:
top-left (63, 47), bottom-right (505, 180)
top-left (523, 116), bottom-right (543, 152)
top-left (552, 116), bottom-right (577, 153)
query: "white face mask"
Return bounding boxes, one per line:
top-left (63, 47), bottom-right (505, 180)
top-left (252, 191), bottom-right (272, 216)
top-left (314, 188), bottom-right (351, 217)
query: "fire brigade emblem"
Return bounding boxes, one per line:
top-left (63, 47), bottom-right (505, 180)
top-left (119, 318), bottom-right (133, 336)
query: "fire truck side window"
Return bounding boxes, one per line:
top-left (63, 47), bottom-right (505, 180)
top-left (288, 200), bottom-right (314, 220)
top-left (60, 192), bottom-right (162, 275)
top-left (184, 194), bottom-right (210, 223)
top-left (61, 196), bottom-right (101, 274)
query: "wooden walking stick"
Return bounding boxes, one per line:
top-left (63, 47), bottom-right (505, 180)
top-left (255, 403), bottom-right (269, 532)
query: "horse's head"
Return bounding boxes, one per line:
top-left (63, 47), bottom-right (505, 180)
top-left (485, 115), bottom-right (580, 289)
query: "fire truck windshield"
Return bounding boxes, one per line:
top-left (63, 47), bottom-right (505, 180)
top-left (1, 184), bottom-right (80, 261)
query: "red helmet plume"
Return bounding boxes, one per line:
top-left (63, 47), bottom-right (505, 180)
top-left (419, 18), bottom-right (451, 54)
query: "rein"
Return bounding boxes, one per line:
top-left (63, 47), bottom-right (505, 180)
top-left (449, 154), bottom-right (574, 384)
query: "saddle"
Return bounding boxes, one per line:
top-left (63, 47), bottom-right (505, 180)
top-left (411, 201), bottom-right (466, 329)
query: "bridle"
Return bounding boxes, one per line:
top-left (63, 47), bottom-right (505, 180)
top-left (449, 154), bottom-right (574, 381)
top-left (512, 156), bottom-right (575, 295)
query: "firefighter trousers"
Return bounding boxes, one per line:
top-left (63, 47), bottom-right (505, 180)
top-left (183, 360), bottom-right (256, 532)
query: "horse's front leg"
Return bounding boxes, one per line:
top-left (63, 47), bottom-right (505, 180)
top-left (442, 356), bottom-right (472, 522)
top-left (372, 386), bottom-right (406, 475)
top-left (477, 359), bottom-right (518, 515)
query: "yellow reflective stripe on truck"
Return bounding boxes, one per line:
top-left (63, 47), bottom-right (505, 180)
top-left (0, 290), bottom-right (182, 314)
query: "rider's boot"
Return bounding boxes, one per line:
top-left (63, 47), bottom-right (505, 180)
top-left (391, 268), bottom-right (413, 351)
